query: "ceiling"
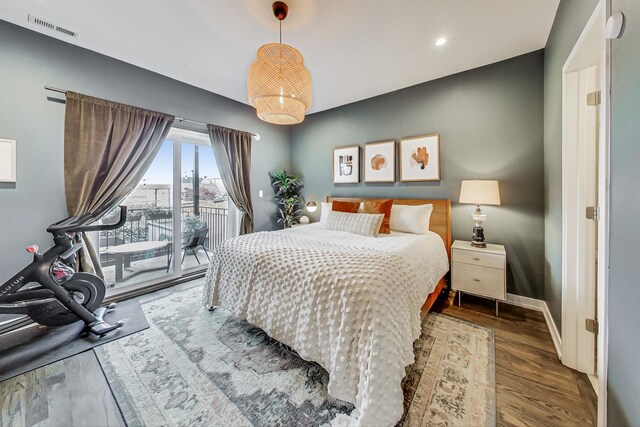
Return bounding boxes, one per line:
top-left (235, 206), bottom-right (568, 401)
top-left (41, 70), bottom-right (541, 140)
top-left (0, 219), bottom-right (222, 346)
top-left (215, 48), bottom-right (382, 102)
top-left (0, 0), bottom-right (560, 114)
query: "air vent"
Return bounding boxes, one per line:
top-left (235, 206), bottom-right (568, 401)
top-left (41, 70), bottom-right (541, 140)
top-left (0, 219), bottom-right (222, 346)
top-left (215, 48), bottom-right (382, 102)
top-left (27, 14), bottom-right (78, 38)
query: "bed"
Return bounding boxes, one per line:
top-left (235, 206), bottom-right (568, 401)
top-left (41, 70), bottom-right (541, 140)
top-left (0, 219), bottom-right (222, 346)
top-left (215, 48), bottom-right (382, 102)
top-left (202, 198), bottom-right (451, 426)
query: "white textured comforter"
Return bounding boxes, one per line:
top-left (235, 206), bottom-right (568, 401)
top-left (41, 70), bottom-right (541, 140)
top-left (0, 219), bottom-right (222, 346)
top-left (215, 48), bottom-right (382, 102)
top-left (202, 224), bottom-right (449, 426)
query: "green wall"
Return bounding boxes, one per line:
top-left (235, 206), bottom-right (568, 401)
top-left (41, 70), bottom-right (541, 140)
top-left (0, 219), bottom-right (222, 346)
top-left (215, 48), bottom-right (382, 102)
top-left (608, 0), bottom-right (640, 424)
top-left (543, 0), bottom-right (599, 328)
top-left (291, 51), bottom-right (545, 299)
top-left (0, 20), bottom-right (290, 281)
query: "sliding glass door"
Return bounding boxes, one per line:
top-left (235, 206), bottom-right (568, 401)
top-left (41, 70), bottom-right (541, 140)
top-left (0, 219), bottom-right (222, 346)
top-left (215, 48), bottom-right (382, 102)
top-left (99, 128), bottom-right (228, 297)
top-left (180, 141), bottom-right (228, 272)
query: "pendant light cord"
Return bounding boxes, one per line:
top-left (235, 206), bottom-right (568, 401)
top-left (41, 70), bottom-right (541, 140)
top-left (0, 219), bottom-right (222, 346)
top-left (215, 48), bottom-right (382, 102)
top-left (279, 20), bottom-right (282, 44)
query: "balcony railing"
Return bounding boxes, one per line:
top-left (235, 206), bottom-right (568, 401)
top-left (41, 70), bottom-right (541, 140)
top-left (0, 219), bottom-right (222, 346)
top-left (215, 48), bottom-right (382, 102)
top-left (99, 205), bottom-right (228, 266)
top-left (181, 205), bottom-right (228, 250)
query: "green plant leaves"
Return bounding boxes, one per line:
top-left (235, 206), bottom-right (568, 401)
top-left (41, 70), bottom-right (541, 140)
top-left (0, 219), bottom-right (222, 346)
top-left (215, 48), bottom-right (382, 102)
top-left (269, 170), bottom-right (304, 228)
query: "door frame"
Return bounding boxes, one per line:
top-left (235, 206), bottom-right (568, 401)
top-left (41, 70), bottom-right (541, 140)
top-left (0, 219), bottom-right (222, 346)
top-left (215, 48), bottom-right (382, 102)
top-left (560, 1), bottom-right (610, 425)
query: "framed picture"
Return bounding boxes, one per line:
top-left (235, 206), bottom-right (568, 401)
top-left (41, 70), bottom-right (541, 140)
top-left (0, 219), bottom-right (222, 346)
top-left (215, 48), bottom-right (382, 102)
top-left (399, 133), bottom-right (440, 182)
top-left (333, 145), bottom-right (360, 184)
top-left (364, 140), bottom-right (395, 183)
top-left (0, 138), bottom-right (16, 183)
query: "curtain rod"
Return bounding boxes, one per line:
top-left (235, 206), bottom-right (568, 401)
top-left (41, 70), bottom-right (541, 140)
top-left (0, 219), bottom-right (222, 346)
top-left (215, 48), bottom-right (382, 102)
top-left (44, 85), bottom-right (261, 140)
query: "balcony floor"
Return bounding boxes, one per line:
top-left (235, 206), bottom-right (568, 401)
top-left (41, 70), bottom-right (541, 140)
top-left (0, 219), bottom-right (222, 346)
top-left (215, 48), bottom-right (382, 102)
top-left (102, 250), bottom-right (210, 292)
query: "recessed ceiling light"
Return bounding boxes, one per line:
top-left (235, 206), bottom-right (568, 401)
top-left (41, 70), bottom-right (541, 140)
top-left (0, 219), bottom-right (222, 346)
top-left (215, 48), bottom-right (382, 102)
top-left (435, 38), bottom-right (447, 46)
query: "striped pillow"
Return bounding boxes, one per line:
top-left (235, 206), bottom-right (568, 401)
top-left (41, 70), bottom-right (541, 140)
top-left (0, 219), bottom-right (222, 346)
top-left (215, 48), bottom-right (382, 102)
top-left (326, 211), bottom-right (384, 237)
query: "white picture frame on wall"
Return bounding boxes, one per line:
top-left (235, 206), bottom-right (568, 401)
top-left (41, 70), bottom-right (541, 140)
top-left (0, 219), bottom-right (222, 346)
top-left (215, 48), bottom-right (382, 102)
top-left (0, 138), bottom-right (16, 183)
top-left (333, 145), bottom-right (360, 184)
top-left (364, 140), bottom-right (396, 183)
top-left (399, 133), bottom-right (441, 182)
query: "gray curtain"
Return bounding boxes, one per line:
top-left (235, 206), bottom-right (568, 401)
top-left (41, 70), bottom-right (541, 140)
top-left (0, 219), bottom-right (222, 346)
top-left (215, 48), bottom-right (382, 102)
top-left (64, 91), bottom-right (175, 276)
top-left (207, 124), bottom-right (254, 235)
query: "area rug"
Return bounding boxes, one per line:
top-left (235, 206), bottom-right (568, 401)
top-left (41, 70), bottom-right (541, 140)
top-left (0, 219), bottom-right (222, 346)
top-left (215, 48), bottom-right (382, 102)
top-left (94, 284), bottom-right (495, 426)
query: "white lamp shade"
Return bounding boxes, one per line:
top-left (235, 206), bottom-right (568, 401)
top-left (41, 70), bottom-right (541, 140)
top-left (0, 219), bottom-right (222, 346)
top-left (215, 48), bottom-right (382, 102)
top-left (459, 180), bottom-right (501, 205)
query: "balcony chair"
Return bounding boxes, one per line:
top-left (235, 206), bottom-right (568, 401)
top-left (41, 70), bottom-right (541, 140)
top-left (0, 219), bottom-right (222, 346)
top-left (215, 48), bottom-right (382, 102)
top-left (177, 223), bottom-right (211, 266)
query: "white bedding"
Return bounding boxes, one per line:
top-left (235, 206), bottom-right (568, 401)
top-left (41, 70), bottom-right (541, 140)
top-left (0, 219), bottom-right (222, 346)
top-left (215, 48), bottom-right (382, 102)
top-left (202, 223), bottom-right (449, 426)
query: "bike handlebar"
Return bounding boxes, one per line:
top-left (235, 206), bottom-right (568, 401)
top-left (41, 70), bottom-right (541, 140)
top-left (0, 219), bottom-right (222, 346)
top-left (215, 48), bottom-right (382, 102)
top-left (76, 206), bottom-right (128, 232)
top-left (47, 206), bottom-right (128, 234)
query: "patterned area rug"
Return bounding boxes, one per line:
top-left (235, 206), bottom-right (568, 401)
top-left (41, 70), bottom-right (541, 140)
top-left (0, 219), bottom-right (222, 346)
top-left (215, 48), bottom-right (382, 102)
top-left (95, 283), bottom-right (495, 426)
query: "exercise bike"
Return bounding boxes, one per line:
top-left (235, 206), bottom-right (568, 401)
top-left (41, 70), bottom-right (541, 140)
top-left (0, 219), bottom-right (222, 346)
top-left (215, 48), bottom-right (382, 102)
top-left (0, 207), bottom-right (128, 337)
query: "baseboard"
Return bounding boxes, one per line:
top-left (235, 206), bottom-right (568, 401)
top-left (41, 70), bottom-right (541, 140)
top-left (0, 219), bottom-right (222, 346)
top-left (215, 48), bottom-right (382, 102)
top-left (542, 302), bottom-right (563, 360)
top-left (504, 293), bottom-right (563, 360)
top-left (505, 293), bottom-right (546, 311)
top-left (588, 374), bottom-right (599, 396)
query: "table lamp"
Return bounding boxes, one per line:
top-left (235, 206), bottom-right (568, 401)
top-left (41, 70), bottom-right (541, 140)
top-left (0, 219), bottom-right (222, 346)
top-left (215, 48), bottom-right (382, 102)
top-left (459, 180), bottom-right (501, 248)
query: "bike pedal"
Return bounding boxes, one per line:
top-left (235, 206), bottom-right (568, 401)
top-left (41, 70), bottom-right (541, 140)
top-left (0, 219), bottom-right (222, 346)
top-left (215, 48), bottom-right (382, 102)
top-left (88, 320), bottom-right (124, 337)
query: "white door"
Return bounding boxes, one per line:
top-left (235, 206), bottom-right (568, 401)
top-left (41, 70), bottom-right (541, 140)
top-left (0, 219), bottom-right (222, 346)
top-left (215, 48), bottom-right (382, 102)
top-left (562, 65), bottom-right (599, 375)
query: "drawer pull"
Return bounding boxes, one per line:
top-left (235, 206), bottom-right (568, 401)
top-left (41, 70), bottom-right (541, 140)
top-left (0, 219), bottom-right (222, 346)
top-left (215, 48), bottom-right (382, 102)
top-left (473, 257), bottom-right (481, 261)
top-left (473, 278), bottom-right (481, 282)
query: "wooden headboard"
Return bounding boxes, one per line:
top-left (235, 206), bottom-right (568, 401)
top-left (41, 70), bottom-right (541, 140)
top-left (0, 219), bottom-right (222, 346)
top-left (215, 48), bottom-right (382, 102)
top-left (326, 197), bottom-right (452, 260)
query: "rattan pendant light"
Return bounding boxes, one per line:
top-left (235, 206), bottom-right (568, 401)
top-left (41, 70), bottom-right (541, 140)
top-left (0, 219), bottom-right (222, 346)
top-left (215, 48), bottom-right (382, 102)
top-left (247, 2), bottom-right (312, 125)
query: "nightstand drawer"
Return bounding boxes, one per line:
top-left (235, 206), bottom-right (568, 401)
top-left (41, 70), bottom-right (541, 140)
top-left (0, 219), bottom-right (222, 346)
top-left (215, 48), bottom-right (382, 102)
top-left (452, 262), bottom-right (505, 300)
top-left (453, 249), bottom-right (504, 270)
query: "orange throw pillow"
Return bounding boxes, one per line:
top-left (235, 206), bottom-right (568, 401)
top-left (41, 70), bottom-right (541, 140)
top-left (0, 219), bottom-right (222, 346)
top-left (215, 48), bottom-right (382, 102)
top-left (332, 200), bottom-right (360, 213)
top-left (364, 199), bottom-right (393, 234)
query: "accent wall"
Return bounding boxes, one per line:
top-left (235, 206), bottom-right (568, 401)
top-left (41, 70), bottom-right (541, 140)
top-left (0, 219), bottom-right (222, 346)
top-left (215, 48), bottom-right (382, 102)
top-left (291, 51), bottom-right (545, 299)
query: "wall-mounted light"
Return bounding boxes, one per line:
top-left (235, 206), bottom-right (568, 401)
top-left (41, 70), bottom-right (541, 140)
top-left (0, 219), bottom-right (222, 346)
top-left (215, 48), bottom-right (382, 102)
top-left (435, 38), bottom-right (447, 46)
top-left (306, 201), bottom-right (317, 213)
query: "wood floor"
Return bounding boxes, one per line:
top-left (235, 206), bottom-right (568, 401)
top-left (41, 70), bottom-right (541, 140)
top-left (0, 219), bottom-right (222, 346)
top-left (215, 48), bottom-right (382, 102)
top-left (441, 294), bottom-right (597, 427)
top-left (0, 288), bottom-right (597, 427)
top-left (0, 350), bottom-right (125, 427)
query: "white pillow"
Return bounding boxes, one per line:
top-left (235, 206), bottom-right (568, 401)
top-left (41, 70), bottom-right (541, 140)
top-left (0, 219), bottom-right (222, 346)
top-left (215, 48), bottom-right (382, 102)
top-left (326, 211), bottom-right (384, 237)
top-left (389, 204), bottom-right (433, 235)
top-left (319, 202), bottom-right (333, 223)
top-left (319, 201), bottom-right (365, 223)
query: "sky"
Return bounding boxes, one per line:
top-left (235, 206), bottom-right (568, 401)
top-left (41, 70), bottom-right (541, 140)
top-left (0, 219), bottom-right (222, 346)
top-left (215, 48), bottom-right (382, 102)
top-left (142, 139), bottom-right (221, 185)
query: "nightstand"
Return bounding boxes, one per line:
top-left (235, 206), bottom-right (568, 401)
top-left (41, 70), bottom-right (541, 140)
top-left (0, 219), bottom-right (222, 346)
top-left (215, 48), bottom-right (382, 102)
top-left (451, 240), bottom-right (506, 316)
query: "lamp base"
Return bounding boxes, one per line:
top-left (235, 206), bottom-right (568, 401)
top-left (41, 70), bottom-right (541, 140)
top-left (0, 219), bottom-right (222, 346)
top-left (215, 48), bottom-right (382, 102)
top-left (471, 225), bottom-right (486, 248)
top-left (470, 205), bottom-right (487, 248)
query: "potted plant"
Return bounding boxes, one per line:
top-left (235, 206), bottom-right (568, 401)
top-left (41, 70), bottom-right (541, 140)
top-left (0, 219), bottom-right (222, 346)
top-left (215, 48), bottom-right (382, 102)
top-left (145, 206), bottom-right (172, 220)
top-left (183, 215), bottom-right (205, 235)
top-left (269, 170), bottom-right (304, 228)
